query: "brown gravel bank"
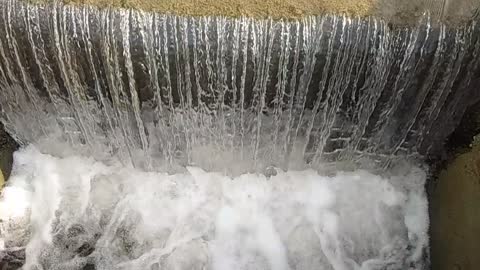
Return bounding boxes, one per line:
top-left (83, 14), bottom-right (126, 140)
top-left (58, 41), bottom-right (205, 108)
top-left (29, 0), bottom-right (376, 18)
top-left (23, 0), bottom-right (479, 24)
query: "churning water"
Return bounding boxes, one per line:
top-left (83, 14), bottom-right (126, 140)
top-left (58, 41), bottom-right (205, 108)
top-left (1, 147), bottom-right (429, 270)
top-left (0, 0), bottom-right (479, 269)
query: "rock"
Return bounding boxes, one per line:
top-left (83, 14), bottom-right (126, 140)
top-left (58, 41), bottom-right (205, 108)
top-left (0, 169), bottom-right (4, 189)
top-left (264, 166), bottom-right (278, 178)
top-left (82, 263), bottom-right (95, 270)
top-left (0, 123), bottom-right (17, 186)
top-left (0, 248), bottom-right (25, 270)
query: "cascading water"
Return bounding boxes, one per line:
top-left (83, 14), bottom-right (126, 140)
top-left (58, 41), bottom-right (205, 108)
top-left (0, 0), bottom-right (479, 172)
top-left (0, 0), bottom-right (479, 269)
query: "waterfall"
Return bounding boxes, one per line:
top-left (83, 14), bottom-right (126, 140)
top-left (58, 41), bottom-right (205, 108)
top-left (3, 1), bottom-right (480, 269)
top-left (0, 0), bottom-right (479, 172)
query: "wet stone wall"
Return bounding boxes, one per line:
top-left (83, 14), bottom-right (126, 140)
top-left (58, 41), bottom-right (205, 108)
top-left (0, 0), bottom-right (479, 172)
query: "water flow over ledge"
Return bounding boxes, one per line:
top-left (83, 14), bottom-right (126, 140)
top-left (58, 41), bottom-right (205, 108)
top-left (0, 0), bottom-right (479, 172)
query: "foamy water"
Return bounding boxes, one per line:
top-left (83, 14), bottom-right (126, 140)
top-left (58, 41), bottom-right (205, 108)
top-left (0, 147), bottom-right (429, 270)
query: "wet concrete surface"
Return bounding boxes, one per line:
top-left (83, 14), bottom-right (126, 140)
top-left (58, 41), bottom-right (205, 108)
top-left (430, 140), bottom-right (480, 270)
top-left (429, 101), bottom-right (480, 270)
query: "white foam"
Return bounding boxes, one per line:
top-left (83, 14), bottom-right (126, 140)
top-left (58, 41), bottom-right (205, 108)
top-left (0, 146), bottom-right (429, 270)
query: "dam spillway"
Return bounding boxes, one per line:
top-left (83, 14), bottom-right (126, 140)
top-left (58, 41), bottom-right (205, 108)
top-left (0, 0), bottom-right (480, 269)
top-left (0, 0), bottom-right (479, 172)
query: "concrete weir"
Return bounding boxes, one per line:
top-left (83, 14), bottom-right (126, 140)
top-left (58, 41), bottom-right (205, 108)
top-left (0, 0), bottom-right (479, 171)
top-left (0, 0), bottom-right (479, 269)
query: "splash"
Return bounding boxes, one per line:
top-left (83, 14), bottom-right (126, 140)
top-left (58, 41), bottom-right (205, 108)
top-left (0, 147), bottom-right (429, 270)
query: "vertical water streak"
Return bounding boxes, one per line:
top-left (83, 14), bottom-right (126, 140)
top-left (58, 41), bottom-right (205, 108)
top-left (100, 9), bottom-right (137, 166)
top-left (286, 17), bottom-right (321, 161)
top-left (303, 15), bottom-right (340, 161)
top-left (121, 10), bottom-right (151, 168)
top-left (229, 18), bottom-right (241, 152)
top-left (417, 28), bottom-right (468, 149)
top-left (272, 21), bottom-right (290, 155)
top-left (282, 21), bottom-right (301, 163)
top-left (371, 17), bottom-right (430, 153)
top-left (253, 19), bottom-right (275, 163)
top-left (238, 17), bottom-right (250, 160)
top-left (389, 21), bottom-right (445, 157)
top-left (160, 14), bottom-right (178, 165)
top-left (0, 0), bottom-right (479, 172)
top-left (52, 4), bottom-right (97, 146)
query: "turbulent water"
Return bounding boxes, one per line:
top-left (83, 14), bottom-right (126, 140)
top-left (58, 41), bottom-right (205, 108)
top-left (0, 0), bottom-right (479, 269)
top-left (0, 147), bottom-right (429, 270)
top-left (0, 0), bottom-right (479, 171)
